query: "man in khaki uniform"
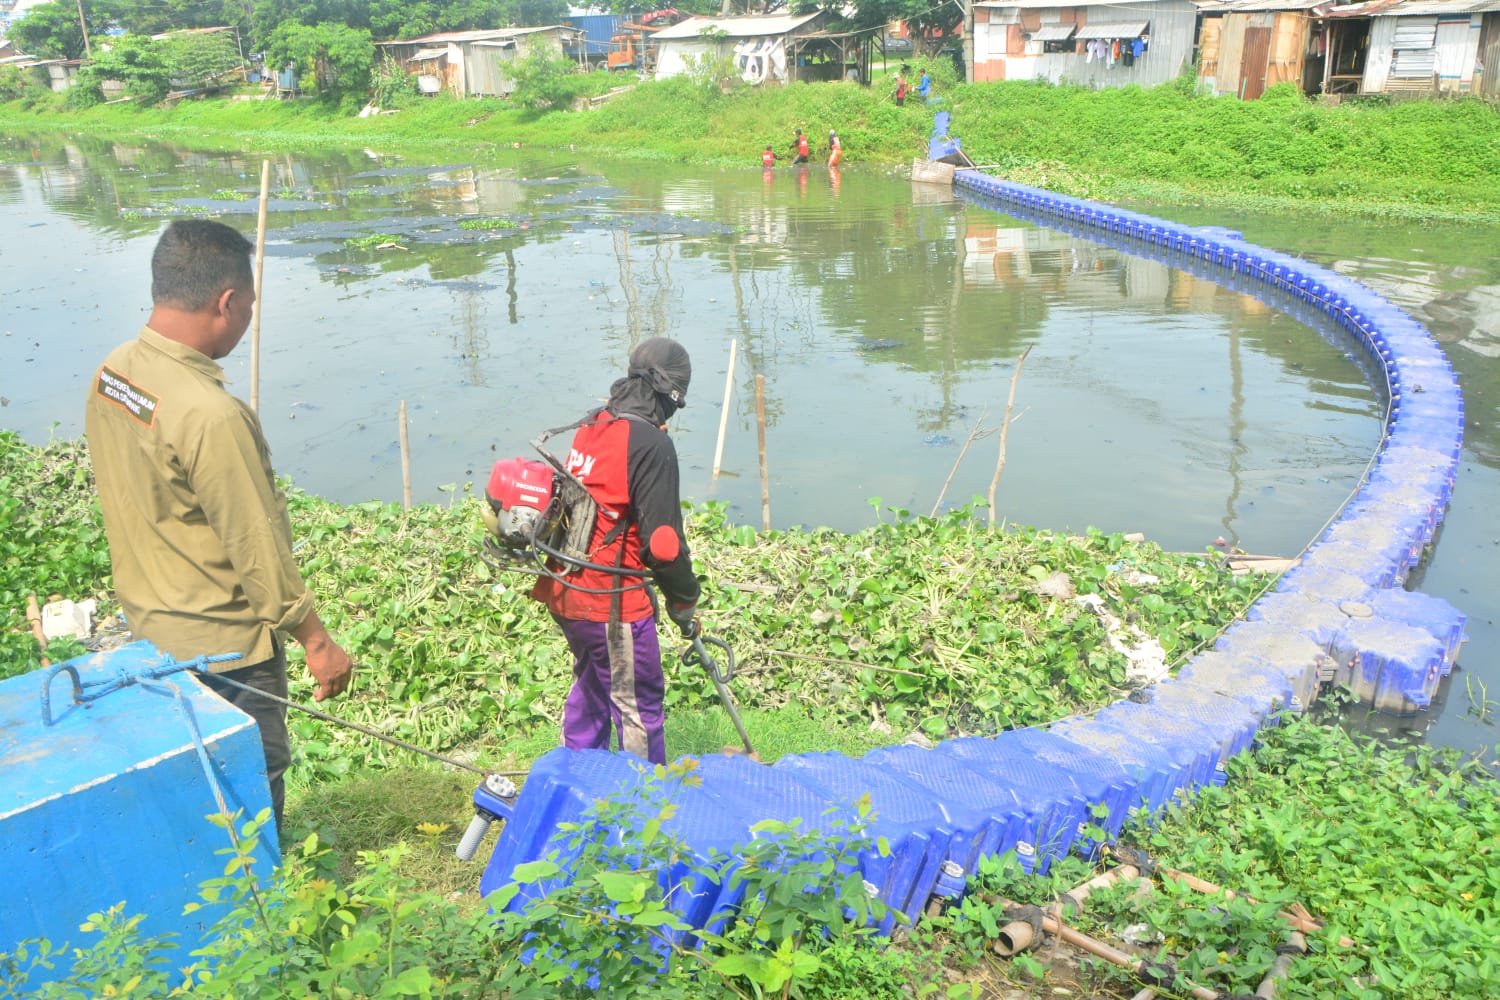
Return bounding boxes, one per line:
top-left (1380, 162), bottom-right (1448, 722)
top-left (86, 219), bottom-right (352, 833)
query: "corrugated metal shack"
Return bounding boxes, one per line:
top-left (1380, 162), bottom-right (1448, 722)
top-left (377, 26), bottom-right (584, 98)
top-left (1343, 0), bottom-right (1500, 94)
top-left (650, 13), bottom-right (832, 85)
top-left (970, 0), bottom-right (1199, 87)
top-left (1195, 0), bottom-right (1323, 98)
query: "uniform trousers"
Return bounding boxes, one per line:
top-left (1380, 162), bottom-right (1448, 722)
top-left (201, 641), bottom-right (290, 835)
top-left (554, 613), bottom-right (666, 764)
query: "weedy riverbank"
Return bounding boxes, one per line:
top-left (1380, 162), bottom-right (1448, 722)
top-left (4, 70), bottom-right (1498, 224)
top-left (4, 429), bottom-right (1498, 998)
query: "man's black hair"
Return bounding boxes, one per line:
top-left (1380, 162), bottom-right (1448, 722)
top-left (151, 219), bottom-right (254, 312)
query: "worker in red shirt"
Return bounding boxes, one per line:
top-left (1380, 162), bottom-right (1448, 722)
top-left (790, 127), bottom-right (810, 164)
top-left (530, 338), bottom-right (701, 765)
top-left (762, 144), bottom-right (779, 167)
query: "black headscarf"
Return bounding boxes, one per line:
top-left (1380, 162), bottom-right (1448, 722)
top-left (607, 337), bottom-right (692, 425)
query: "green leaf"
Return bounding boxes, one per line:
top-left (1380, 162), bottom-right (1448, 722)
top-left (510, 859), bottom-right (561, 883)
top-left (594, 871), bottom-right (648, 904)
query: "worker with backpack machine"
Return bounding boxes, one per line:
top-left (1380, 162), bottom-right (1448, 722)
top-left (482, 338), bottom-right (752, 762)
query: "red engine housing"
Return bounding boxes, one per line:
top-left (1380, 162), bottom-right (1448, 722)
top-left (485, 457), bottom-right (557, 547)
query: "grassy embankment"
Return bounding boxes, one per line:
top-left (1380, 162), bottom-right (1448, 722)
top-left (4, 71), bottom-right (1499, 223)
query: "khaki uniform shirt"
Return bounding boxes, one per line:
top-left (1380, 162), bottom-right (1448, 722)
top-left (85, 326), bottom-right (314, 670)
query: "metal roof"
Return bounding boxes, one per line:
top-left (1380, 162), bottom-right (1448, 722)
top-left (1371, 0), bottom-right (1500, 13)
top-left (1194, 0), bottom-right (1325, 12)
top-left (976, 0), bottom-right (1165, 10)
top-left (377, 26), bottom-right (574, 47)
top-left (1032, 23), bottom-right (1080, 38)
top-left (651, 12), bottom-right (825, 39)
top-left (1076, 20), bottom-right (1151, 36)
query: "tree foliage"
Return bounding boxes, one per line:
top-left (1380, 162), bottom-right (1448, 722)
top-left (69, 31), bottom-right (242, 106)
top-left (8, 0), bottom-right (105, 59)
top-left (72, 34), bottom-right (171, 105)
top-left (263, 21), bottom-right (376, 100)
top-left (847, 0), bottom-right (961, 58)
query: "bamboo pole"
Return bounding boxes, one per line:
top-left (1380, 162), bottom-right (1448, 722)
top-left (993, 897), bottom-right (1220, 1000)
top-left (988, 345), bottom-right (1033, 527)
top-left (399, 400), bottom-right (412, 510)
top-left (250, 160), bottom-right (270, 413)
top-left (712, 338), bottom-right (737, 480)
top-left (754, 374), bottom-right (769, 531)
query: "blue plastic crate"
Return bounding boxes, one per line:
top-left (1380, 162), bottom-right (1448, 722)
top-left (1134, 684), bottom-right (1262, 784)
top-left (1091, 701), bottom-right (1225, 789)
top-left (993, 728), bottom-right (1139, 848)
top-left (861, 744), bottom-right (1038, 882)
top-left (1363, 588), bottom-right (1466, 672)
top-left (932, 736), bottom-right (1093, 872)
top-left (1213, 621), bottom-right (1327, 712)
top-left (772, 752), bottom-right (962, 924)
top-left (1176, 650), bottom-right (1295, 723)
top-left (1340, 617), bottom-right (1449, 714)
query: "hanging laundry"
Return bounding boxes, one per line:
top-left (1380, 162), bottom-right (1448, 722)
top-left (1131, 37), bottom-right (1145, 60)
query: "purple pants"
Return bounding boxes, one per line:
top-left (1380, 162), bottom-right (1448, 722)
top-left (554, 613), bottom-right (666, 764)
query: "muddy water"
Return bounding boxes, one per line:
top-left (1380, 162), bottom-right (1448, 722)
top-left (0, 134), bottom-right (1493, 760)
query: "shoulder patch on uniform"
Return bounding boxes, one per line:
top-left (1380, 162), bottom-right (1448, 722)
top-left (95, 366), bottom-right (160, 427)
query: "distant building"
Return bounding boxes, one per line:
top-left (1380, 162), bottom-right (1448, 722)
top-left (1197, 0), bottom-right (1500, 98)
top-left (377, 26), bottom-right (584, 98)
top-left (969, 0), bottom-right (1199, 88)
top-left (649, 13), bottom-right (847, 85)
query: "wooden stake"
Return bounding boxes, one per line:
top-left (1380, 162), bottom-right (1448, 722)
top-left (399, 400), bottom-right (412, 510)
top-left (26, 593), bottom-right (49, 668)
top-left (988, 345), bottom-right (1033, 527)
top-left (754, 374), bottom-right (770, 531)
top-left (712, 339), bottom-right (737, 480)
top-left (250, 160), bottom-right (270, 413)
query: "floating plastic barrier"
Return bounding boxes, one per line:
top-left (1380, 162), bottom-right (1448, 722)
top-left (464, 172), bottom-right (1469, 939)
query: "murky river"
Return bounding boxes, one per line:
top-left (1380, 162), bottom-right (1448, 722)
top-left (1, 133), bottom-right (1494, 760)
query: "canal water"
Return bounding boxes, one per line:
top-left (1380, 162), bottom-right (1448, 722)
top-left (0, 133), bottom-right (1493, 761)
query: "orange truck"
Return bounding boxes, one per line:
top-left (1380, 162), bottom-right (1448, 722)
top-left (606, 8), bottom-right (687, 73)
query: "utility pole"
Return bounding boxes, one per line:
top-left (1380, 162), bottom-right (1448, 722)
top-left (75, 0), bottom-right (92, 59)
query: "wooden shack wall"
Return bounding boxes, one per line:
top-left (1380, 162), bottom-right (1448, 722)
top-left (1267, 11), bottom-right (1307, 89)
top-left (1198, 16), bottom-right (1223, 89)
top-left (1480, 13), bottom-right (1500, 97)
top-left (1209, 11), bottom-right (1307, 98)
top-left (1215, 12), bottom-right (1247, 96)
